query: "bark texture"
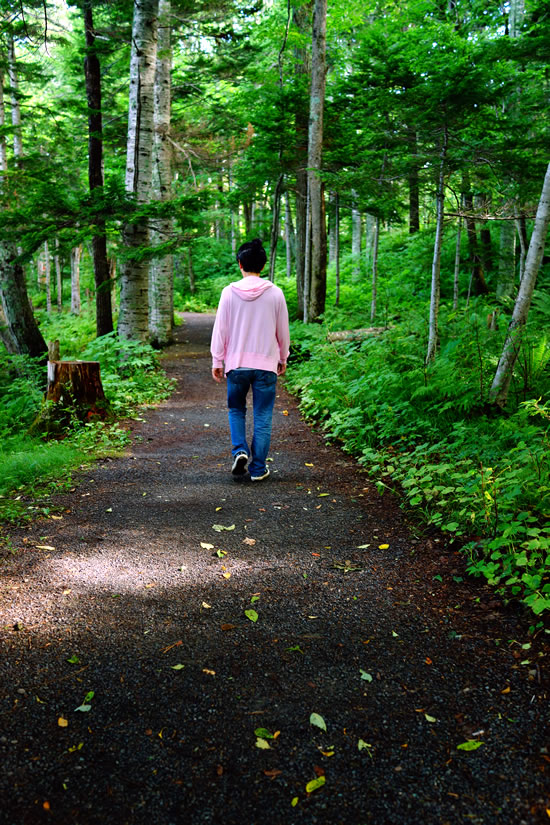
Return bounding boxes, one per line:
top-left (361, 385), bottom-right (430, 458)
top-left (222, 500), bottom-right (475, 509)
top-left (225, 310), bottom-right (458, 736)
top-left (305, 0), bottom-right (327, 322)
top-left (0, 243), bottom-right (46, 357)
top-left (119, 0), bottom-right (159, 342)
top-left (426, 131), bottom-right (448, 365)
top-left (84, 0), bottom-right (114, 338)
top-left (149, 0), bottom-right (174, 348)
top-left (490, 162), bottom-right (550, 406)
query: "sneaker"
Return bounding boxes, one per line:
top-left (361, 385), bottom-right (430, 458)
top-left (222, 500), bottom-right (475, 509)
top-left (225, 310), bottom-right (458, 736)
top-left (250, 468), bottom-right (270, 482)
top-left (231, 452), bottom-right (248, 476)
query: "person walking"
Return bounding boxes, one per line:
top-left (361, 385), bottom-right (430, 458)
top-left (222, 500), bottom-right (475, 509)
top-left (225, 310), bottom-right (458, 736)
top-left (210, 238), bottom-right (290, 481)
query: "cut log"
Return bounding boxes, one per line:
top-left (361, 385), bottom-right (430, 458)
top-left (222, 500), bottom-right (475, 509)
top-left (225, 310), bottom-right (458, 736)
top-left (327, 327), bottom-right (386, 342)
top-left (30, 360), bottom-right (111, 436)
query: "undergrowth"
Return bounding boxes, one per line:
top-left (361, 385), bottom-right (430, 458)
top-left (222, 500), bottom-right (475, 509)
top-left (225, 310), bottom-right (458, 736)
top-left (286, 238), bottom-right (550, 616)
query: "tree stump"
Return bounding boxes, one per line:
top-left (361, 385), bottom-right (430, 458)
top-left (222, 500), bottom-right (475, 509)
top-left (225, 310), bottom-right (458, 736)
top-left (30, 360), bottom-right (112, 437)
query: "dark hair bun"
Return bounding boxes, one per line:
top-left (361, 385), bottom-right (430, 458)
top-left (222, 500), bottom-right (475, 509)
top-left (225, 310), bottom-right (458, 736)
top-left (251, 238), bottom-right (263, 248)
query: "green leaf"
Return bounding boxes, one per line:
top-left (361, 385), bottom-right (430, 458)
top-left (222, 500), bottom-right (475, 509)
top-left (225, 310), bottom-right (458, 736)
top-left (310, 712), bottom-right (327, 731)
top-left (74, 704), bottom-right (92, 712)
top-left (254, 727), bottom-right (275, 739)
top-left (360, 669), bottom-right (373, 682)
top-left (171, 664), bottom-right (185, 670)
top-left (457, 740), bottom-right (484, 751)
top-left (291, 797), bottom-right (299, 807)
top-left (424, 713), bottom-right (437, 723)
top-left (212, 524), bottom-right (235, 532)
top-left (66, 654), bottom-right (80, 664)
top-left (255, 737), bottom-right (271, 749)
top-left (306, 776), bottom-right (325, 793)
top-left (83, 691), bottom-right (94, 704)
top-left (245, 609), bottom-right (259, 622)
top-left (358, 739), bottom-right (372, 751)
top-left (250, 595), bottom-right (260, 603)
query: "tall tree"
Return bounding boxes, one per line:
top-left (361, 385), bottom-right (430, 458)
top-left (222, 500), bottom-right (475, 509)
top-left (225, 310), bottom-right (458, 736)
top-left (118, 0), bottom-right (159, 342)
top-left (490, 162), bottom-right (550, 407)
top-left (305, 0), bottom-right (327, 322)
top-left (149, 0), bottom-right (174, 347)
top-left (84, 0), bottom-right (114, 338)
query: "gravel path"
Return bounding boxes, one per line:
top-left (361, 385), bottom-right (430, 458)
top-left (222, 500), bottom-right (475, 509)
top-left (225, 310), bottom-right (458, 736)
top-left (0, 313), bottom-right (548, 825)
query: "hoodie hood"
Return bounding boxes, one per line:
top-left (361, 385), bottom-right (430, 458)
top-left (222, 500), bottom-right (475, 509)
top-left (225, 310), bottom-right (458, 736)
top-left (230, 276), bottom-right (274, 302)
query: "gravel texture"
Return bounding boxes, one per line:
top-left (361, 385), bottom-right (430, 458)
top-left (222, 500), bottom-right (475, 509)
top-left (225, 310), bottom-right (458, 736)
top-left (0, 313), bottom-right (548, 825)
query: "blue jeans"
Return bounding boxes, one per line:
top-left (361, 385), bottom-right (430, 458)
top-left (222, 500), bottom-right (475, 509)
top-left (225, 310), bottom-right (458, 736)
top-left (226, 369), bottom-right (277, 477)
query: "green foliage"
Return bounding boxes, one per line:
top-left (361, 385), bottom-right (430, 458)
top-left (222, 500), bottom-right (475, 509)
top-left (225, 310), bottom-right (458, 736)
top-left (286, 233), bottom-right (550, 614)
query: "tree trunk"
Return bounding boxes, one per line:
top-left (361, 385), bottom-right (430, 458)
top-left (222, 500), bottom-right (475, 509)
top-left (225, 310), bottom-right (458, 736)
top-left (187, 246), bottom-right (195, 294)
top-left (496, 219), bottom-right (516, 300)
top-left (7, 36), bottom-right (23, 162)
top-left (516, 214), bottom-right (527, 282)
top-left (84, 0), bottom-right (114, 338)
top-left (118, 0), bottom-right (159, 342)
top-left (489, 162), bottom-right (550, 407)
top-left (285, 191), bottom-right (294, 279)
top-left (292, 2), bottom-right (311, 319)
top-left (149, 0), bottom-right (174, 348)
top-left (408, 129), bottom-right (420, 234)
top-left (71, 246), bottom-right (82, 315)
top-left (305, 0), bottom-right (327, 323)
top-left (268, 173), bottom-right (284, 282)
top-left (453, 217), bottom-right (462, 310)
top-left (0, 243), bottom-right (46, 357)
top-left (44, 241), bottom-right (52, 314)
top-left (463, 174), bottom-right (488, 295)
top-left (426, 129), bottom-right (448, 365)
top-left (480, 224), bottom-right (492, 273)
top-left (55, 239), bottom-right (62, 311)
top-left (351, 193), bottom-right (362, 280)
top-left (328, 190), bottom-right (337, 265)
top-left (370, 216), bottom-right (380, 322)
top-left (334, 192), bottom-right (341, 306)
top-left (0, 70), bottom-right (7, 187)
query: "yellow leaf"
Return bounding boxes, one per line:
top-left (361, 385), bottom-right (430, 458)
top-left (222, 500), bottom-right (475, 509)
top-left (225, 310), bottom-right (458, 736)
top-left (291, 797), bottom-right (299, 807)
top-left (378, 544), bottom-right (389, 549)
top-left (305, 463), bottom-right (314, 467)
top-left (216, 507), bottom-right (222, 512)
top-left (501, 686), bottom-right (511, 694)
top-left (201, 602), bottom-right (212, 609)
top-left (58, 717), bottom-right (68, 728)
top-left (255, 737), bottom-right (271, 749)
top-left (35, 545), bottom-right (55, 551)
top-left (306, 776), bottom-right (325, 793)
top-left (200, 542), bottom-right (214, 550)
top-left (222, 572), bottom-right (231, 579)
top-left (202, 668), bottom-right (216, 675)
top-left (282, 410), bottom-right (289, 415)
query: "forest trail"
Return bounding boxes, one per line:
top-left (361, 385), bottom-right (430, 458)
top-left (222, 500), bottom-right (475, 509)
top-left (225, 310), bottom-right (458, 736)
top-left (0, 314), bottom-right (547, 825)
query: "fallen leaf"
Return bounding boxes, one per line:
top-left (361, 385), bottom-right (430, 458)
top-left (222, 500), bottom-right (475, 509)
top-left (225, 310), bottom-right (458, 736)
top-left (221, 623), bottom-right (237, 631)
top-left (425, 657), bottom-right (433, 665)
top-left (360, 669), bottom-right (373, 682)
top-left (75, 704), bottom-right (92, 712)
top-left (43, 802), bottom-right (50, 811)
top-left (282, 410), bottom-right (289, 415)
top-left (200, 542), bottom-right (214, 550)
top-left (358, 739), bottom-right (372, 752)
top-left (35, 545), bottom-right (55, 551)
top-left (318, 493), bottom-right (329, 497)
top-left (202, 668), bottom-right (216, 676)
top-left (212, 524), bottom-right (235, 532)
top-left (222, 572), bottom-right (231, 579)
top-left (250, 594), bottom-right (260, 603)
top-left (171, 664), bottom-right (185, 670)
top-left (255, 737), bottom-right (271, 749)
top-left (378, 544), bottom-right (389, 549)
top-left (201, 602), bottom-right (212, 609)
top-left (305, 462), bottom-right (314, 467)
top-left (291, 797), bottom-right (299, 807)
top-left (245, 609), bottom-right (259, 622)
top-left (66, 654), bottom-right (80, 664)
top-left (310, 712), bottom-right (327, 732)
top-left (264, 768), bottom-right (282, 779)
top-left (243, 537), bottom-right (256, 546)
top-left (305, 776), bottom-right (325, 793)
top-left (357, 544), bottom-right (370, 549)
top-left (501, 686), bottom-right (511, 694)
top-left (255, 727), bottom-right (275, 739)
top-left (215, 507), bottom-right (222, 511)
top-left (424, 714), bottom-right (437, 723)
top-left (457, 740), bottom-right (484, 751)
top-left (58, 717), bottom-right (68, 728)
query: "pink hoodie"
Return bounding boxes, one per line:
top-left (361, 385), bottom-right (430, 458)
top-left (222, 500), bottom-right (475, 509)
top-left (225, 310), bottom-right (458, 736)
top-left (211, 276), bottom-right (290, 375)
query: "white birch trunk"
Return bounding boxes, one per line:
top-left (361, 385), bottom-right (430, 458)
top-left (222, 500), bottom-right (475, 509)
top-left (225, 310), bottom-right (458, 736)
top-left (71, 246), bottom-right (82, 315)
top-left (334, 192), bottom-right (341, 306)
top-left (8, 37), bottom-right (23, 161)
top-left (269, 173), bottom-right (284, 282)
top-left (44, 241), bottom-right (52, 314)
top-left (285, 192), bottom-right (292, 279)
top-left (425, 129), bottom-right (448, 365)
top-left (453, 217), bottom-right (462, 310)
top-left (516, 217), bottom-right (527, 282)
top-left (351, 193), bottom-right (361, 280)
top-left (490, 162), bottom-right (550, 406)
top-left (55, 239), bottom-right (62, 312)
top-left (0, 71), bottom-right (7, 188)
top-left (149, 0), bottom-right (173, 347)
top-left (370, 217), bottom-right (380, 322)
top-left (119, 0), bottom-right (159, 342)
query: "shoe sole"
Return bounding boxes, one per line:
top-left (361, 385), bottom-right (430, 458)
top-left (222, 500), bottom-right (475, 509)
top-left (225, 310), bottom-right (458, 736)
top-left (232, 454), bottom-right (248, 475)
top-left (251, 469), bottom-right (270, 481)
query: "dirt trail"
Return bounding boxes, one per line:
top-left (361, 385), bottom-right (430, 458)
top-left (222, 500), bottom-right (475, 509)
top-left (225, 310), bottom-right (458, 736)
top-left (0, 314), bottom-right (547, 825)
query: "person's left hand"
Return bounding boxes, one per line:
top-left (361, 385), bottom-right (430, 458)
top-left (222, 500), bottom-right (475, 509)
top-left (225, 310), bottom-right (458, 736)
top-left (212, 367), bottom-right (224, 383)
